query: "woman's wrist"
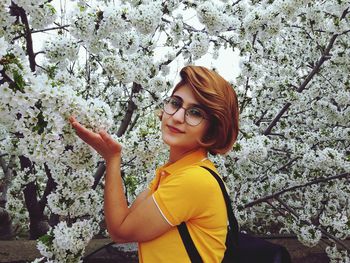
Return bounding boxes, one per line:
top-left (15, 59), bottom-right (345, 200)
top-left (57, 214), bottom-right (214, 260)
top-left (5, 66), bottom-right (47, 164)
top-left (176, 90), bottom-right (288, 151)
top-left (105, 153), bottom-right (121, 164)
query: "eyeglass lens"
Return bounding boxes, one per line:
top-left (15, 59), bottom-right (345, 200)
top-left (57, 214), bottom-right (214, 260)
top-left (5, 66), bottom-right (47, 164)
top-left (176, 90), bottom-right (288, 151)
top-left (163, 97), bottom-right (205, 126)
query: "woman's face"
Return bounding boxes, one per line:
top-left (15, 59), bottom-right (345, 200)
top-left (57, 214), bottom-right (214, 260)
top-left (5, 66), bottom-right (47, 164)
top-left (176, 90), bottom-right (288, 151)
top-left (161, 83), bottom-right (209, 153)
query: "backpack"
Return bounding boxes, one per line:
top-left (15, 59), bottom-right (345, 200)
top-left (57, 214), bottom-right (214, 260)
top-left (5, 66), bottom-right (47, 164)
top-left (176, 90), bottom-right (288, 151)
top-left (177, 166), bottom-right (292, 263)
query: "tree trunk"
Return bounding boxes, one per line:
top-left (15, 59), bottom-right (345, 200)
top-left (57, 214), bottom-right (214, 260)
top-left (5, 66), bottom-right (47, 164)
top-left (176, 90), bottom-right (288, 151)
top-left (0, 155), bottom-right (15, 239)
top-left (0, 207), bottom-right (12, 240)
top-left (20, 156), bottom-right (49, 239)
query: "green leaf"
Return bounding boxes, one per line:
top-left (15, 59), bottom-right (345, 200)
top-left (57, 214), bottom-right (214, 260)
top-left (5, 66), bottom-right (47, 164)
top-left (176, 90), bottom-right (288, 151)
top-left (12, 70), bottom-right (26, 92)
top-left (233, 143), bottom-right (241, 151)
top-left (38, 233), bottom-right (54, 246)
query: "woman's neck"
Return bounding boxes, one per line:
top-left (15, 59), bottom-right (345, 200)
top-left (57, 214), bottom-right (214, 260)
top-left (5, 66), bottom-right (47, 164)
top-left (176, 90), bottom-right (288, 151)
top-left (168, 147), bottom-right (205, 163)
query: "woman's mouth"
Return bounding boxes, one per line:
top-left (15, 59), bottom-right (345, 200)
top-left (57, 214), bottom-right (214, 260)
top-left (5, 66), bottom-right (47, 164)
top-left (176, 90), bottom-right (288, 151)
top-left (167, 125), bottom-right (184, 133)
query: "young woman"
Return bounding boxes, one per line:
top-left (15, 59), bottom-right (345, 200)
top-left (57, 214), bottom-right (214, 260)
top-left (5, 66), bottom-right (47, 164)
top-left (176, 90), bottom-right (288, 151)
top-left (69, 65), bottom-right (239, 262)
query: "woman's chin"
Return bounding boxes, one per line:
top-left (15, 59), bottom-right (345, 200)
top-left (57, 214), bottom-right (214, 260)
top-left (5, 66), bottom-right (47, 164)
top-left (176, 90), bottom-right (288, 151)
top-left (162, 135), bottom-right (178, 147)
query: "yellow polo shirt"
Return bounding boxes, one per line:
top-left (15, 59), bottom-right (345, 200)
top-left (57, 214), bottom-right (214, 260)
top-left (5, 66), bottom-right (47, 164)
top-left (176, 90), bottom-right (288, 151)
top-left (138, 148), bottom-right (228, 263)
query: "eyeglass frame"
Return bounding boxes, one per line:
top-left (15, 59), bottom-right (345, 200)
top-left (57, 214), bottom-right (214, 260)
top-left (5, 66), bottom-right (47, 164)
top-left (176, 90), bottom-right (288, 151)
top-left (162, 96), bottom-right (209, 126)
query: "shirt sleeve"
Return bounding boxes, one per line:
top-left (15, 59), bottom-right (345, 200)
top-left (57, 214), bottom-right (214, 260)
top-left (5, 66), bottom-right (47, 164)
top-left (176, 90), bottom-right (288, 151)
top-left (148, 176), bottom-right (156, 190)
top-left (152, 166), bottom-right (217, 226)
top-left (148, 169), bottom-right (161, 192)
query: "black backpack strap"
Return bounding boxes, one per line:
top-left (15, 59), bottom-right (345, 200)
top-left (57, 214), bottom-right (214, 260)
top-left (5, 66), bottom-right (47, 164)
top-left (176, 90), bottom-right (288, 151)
top-left (200, 166), bottom-right (239, 247)
top-left (178, 222), bottom-right (203, 263)
top-left (177, 166), bottom-right (239, 262)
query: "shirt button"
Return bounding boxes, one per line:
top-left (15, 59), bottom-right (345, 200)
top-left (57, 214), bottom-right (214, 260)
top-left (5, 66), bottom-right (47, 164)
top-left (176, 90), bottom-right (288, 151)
top-left (160, 171), bottom-right (166, 176)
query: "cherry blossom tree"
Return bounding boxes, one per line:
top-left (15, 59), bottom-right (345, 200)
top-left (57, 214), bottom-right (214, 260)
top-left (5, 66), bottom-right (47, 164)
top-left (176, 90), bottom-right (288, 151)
top-left (0, 0), bottom-right (349, 262)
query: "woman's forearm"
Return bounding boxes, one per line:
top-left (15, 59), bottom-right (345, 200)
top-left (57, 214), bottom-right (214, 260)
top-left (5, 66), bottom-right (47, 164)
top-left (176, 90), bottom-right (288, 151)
top-left (103, 155), bottom-right (129, 239)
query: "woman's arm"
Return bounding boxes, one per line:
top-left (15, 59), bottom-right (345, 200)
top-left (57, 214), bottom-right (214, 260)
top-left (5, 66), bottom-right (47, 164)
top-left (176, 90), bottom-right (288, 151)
top-left (129, 189), bottom-right (150, 212)
top-left (112, 189), bottom-right (150, 243)
top-left (69, 117), bottom-right (171, 243)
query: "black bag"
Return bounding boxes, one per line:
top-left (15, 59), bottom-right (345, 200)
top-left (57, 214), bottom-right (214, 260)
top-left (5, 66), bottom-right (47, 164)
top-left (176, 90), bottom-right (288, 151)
top-left (177, 166), bottom-right (291, 263)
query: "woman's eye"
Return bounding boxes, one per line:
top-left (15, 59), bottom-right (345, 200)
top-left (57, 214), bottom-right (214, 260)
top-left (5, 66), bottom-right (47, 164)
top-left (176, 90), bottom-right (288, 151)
top-left (188, 107), bottom-right (203, 117)
top-left (170, 98), bottom-right (181, 108)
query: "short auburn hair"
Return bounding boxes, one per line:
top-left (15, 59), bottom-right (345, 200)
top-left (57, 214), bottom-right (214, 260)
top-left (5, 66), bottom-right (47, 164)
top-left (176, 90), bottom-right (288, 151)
top-left (172, 65), bottom-right (239, 155)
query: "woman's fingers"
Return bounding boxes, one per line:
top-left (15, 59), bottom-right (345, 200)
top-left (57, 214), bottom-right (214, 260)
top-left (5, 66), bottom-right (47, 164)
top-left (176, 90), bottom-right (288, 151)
top-left (99, 130), bottom-right (122, 153)
top-left (68, 116), bottom-right (76, 124)
top-left (69, 116), bottom-right (99, 144)
top-left (68, 116), bottom-right (121, 158)
top-left (99, 130), bottom-right (111, 143)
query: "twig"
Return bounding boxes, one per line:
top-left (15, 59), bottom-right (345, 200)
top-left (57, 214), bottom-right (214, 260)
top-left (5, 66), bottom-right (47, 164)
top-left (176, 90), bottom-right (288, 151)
top-left (240, 77), bottom-right (252, 113)
top-left (32, 24), bottom-right (70, 34)
top-left (254, 110), bottom-right (268, 126)
top-left (275, 157), bottom-right (300, 172)
top-left (12, 25), bottom-right (70, 40)
top-left (275, 197), bottom-right (350, 251)
top-left (92, 162), bottom-right (106, 190)
top-left (0, 153), bottom-right (8, 158)
top-left (158, 43), bottom-right (188, 68)
top-left (266, 198), bottom-right (334, 252)
top-left (259, 157), bottom-right (300, 182)
top-left (0, 70), bottom-right (18, 89)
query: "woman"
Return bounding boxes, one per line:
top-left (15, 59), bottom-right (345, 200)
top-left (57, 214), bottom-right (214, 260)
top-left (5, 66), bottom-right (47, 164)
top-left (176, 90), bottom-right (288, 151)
top-left (69, 65), bottom-right (239, 262)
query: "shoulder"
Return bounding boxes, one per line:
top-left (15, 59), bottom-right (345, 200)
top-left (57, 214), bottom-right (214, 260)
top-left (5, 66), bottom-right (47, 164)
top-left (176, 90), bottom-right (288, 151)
top-left (172, 165), bottom-right (220, 191)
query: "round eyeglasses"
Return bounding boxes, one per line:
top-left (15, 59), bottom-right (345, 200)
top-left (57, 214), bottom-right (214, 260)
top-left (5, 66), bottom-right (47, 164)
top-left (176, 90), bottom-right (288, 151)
top-left (163, 96), bottom-right (207, 126)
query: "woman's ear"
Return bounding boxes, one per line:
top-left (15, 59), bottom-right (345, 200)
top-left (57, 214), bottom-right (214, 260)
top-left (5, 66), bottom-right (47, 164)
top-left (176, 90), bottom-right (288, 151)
top-left (155, 109), bottom-right (163, 121)
top-left (198, 122), bottom-right (216, 148)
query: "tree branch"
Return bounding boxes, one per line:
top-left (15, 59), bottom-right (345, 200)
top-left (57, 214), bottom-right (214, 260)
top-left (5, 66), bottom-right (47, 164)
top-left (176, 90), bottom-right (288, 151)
top-left (38, 163), bottom-right (57, 214)
top-left (158, 43), bottom-right (188, 68)
top-left (266, 199), bottom-right (332, 247)
top-left (117, 82), bottom-right (142, 137)
top-left (245, 172), bottom-right (350, 208)
top-left (92, 162), bottom-right (106, 190)
top-left (340, 7), bottom-right (349, 20)
top-left (0, 70), bottom-right (17, 88)
top-left (264, 33), bottom-right (339, 135)
top-left (10, 3), bottom-right (36, 72)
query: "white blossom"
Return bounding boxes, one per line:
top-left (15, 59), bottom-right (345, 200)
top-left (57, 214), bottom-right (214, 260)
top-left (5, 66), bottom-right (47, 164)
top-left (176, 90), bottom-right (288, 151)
top-left (129, 1), bottom-right (163, 35)
top-left (44, 37), bottom-right (79, 64)
top-left (0, 1), bottom-right (349, 262)
top-left (188, 32), bottom-right (210, 60)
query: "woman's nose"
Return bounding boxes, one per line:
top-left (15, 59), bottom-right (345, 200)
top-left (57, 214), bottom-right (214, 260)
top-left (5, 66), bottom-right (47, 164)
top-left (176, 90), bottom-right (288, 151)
top-left (172, 107), bottom-right (186, 123)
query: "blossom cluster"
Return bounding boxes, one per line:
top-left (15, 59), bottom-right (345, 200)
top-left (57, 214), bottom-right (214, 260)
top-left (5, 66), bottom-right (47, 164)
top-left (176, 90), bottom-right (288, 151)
top-left (129, 1), bottom-right (163, 35)
top-left (35, 219), bottom-right (99, 263)
top-left (1, 36), bottom-right (111, 262)
top-left (44, 37), bottom-right (79, 65)
top-left (187, 32), bottom-right (210, 60)
top-left (326, 245), bottom-right (350, 263)
top-left (196, 1), bottom-right (236, 34)
top-left (0, 74), bottom-right (112, 166)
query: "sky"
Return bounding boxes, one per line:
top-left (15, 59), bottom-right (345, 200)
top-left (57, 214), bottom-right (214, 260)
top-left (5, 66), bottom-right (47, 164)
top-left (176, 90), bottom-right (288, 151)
top-left (170, 46), bottom-right (241, 84)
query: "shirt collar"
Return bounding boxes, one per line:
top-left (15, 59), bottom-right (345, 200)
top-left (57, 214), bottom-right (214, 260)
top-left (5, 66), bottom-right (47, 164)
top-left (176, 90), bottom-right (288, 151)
top-left (159, 148), bottom-right (208, 175)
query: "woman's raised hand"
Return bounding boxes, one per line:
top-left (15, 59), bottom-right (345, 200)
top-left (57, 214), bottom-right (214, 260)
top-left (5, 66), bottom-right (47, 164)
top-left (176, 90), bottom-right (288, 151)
top-left (69, 116), bottom-right (122, 162)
